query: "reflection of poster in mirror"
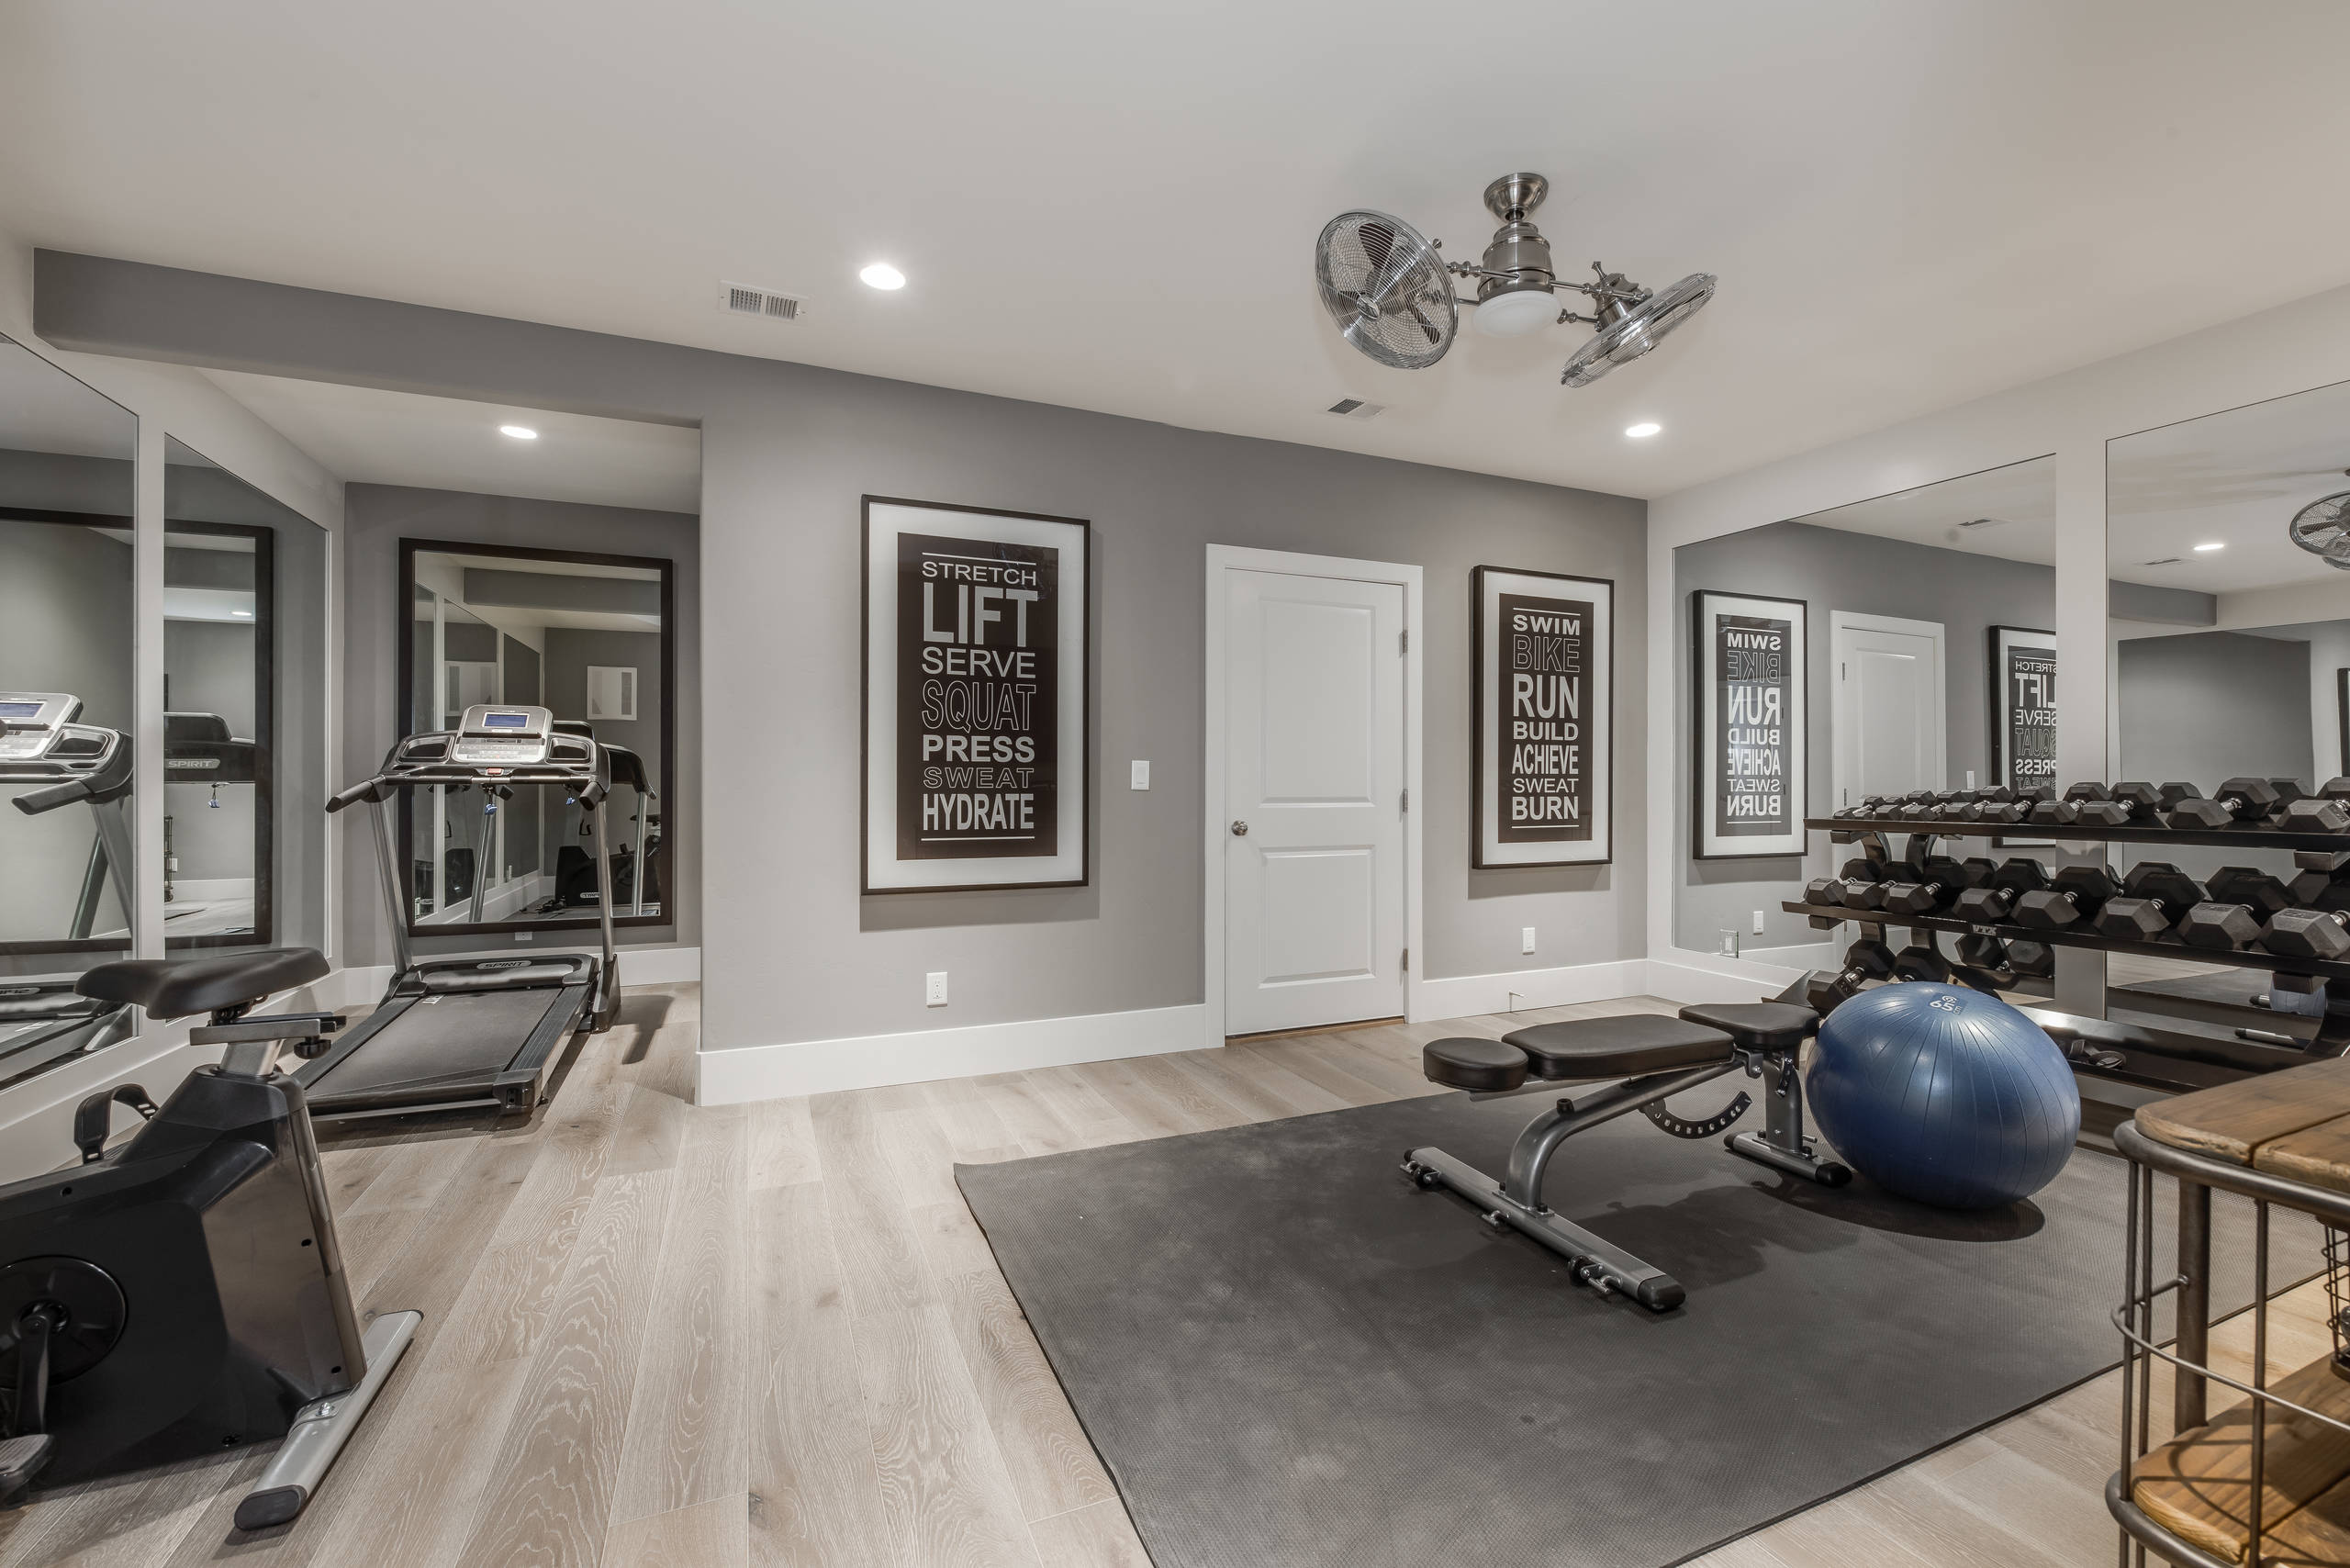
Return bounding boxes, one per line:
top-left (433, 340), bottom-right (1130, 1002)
top-left (1473, 566), bottom-right (1610, 868)
top-left (1694, 590), bottom-right (1806, 859)
top-left (862, 497), bottom-right (1090, 893)
top-left (1989, 626), bottom-right (2056, 792)
top-left (2338, 668), bottom-right (2348, 777)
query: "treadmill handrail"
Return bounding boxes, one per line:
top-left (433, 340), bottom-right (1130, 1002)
top-left (4, 723), bottom-right (133, 808)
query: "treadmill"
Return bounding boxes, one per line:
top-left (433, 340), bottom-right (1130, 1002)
top-left (297, 704), bottom-right (621, 1120)
top-left (0, 693), bottom-right (139, 1087)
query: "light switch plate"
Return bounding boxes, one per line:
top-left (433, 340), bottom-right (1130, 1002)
top-left (1752, 910), bottom-right (1766, 935)
top-left (925, 971), bottom-right (948, 1007)
top-left (1520, 926), bottom-right (1536, 955)
top-left (1130, 759), bottom-right (1150, 790)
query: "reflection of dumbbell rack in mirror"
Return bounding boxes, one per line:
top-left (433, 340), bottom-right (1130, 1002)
top-left (1790, 775), bottom-right (2350, 1099)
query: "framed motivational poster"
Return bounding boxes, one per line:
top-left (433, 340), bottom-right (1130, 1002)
top-left (861, 497), bottom-right (1090, 893)
top-left (1988, 625), bottom-right (2056, 794)
top-left (1693, 590), bottom-right (1807, 859)
top-left (1472, 566), bottom-right (1611, 868)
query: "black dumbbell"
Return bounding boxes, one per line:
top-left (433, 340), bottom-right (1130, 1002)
top-left (2166, 777), bottom-right (2284, 830)
top-left (1992, 858), bottom-right (2053, 898)
top-left (2209, 867), bottom-right (2293, 923)
top-left (1843, 938), bottom-right (1898, 983)
top-left (1954, 932), bottom-right (2009, 972)
top-left (2019, 784), bottom-right (2056, 805)
top-left (1878, 881), bottom-right (1942, 916)
top-left (1805, 877), bottom-right (1843, 909)
top-left (1980, 799), bottom-right (2030, 824)
top-left (2064, 781), bottom-right (2134, 829)
top-left (2108, 782), bottom-right (2164, 823)
top-left (2267, 780), bottom-right (2311, 820)
top-left (2007, 940), bottom-right (2055, 978)
top-left (2158, 782), bottom-right (2204, 813)
top-left (2026, 796), bottom-right (2081, 826)
top-left (1892, 944), bottom-right (1953, 982)
top-left (2265, 908), bottom-right (2350, 960)
top-left (2290, 854), bottom-right (2350, 913)
top-left (2280, 798), bottom-right (2350, 834)
top-left (2013, 865), bottom-right (2121, 931)
top-left (1934, 799), bottom-right (1985, 823)
top-left (1839, 878), bottom-right (1889, 910)
top-left (1805, 970), bottom-right (1859, 1014)
top-left (2094, 896), bottom-right (2176, 942)
top-left (2125, 861), bottom-right (2209, 909)
top-left (1952, 884), bottom-right (2014, 924)
top-left (2179, 900), bottom-right (2265, 950)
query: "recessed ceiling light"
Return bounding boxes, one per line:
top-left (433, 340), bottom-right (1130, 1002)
top-left (859, 263), bottom-right (906, 291)
top-left (230, 609), bottom-right (252, 618)
top-left (500, 425), bottom-right (538, 440)
top-left (1624, 421), bottom-right (1662, 439)
top-left (2193, 541), bottom-right (2225, 552)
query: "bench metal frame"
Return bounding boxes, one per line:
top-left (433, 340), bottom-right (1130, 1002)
top-left (1404, 1041), bottom-right (1849, 1311)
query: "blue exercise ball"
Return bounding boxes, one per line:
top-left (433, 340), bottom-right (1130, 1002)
top-left (1806, 983), bottom-right (2079, 1209)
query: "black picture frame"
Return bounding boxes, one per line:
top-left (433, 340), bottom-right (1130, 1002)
top-left (0, 506), bottom-right (276, 956)
top-left (1691, 588), bottom-right (1807, 860)
top-left (861, 495), bottom-right (1091, 894)
top-left (394, 537), bottom-right (677, 938)
top-left (2337, 668), bottom-right (2348, 778)
top-left (1987, 624), bottom-right (2057, 793)
top-left (1472, 565), bottom-right (1613, 868)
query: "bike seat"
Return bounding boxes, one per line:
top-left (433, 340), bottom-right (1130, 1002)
top-left (77, 948), bottom-right (329, 1019)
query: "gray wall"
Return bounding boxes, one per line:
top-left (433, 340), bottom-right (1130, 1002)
top-left (2116, 630), bottom-right (2313, 883)
top-left (1673, 521), bottom-right (2056, 951)
top-left (340, 484), bottom-right (700, 959)
top-left (37, 252), bottom-right (1650, 1055)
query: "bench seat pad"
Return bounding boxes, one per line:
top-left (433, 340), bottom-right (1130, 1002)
top-left (1677, 1001), bottom-right (1818, 1052)
top-left (1502, 1014), bottom-right (1734, 1080)
top-left (1421, 1036), bottom-right (1529, 1092)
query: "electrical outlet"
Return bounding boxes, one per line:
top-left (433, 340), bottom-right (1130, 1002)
top-left (1965, 769), bottom-right (1977, 789)
top-left (1520, 926), bottom-right (1536, 955)
top-left (1752, 910), bottom-right (1766, 935)
top-left (1719, 929), bottom-right (1740, 958)
top-left (925, 971), bottom-right (948, 1007)
top-left (1130, 759), bottom-right (1150, 790)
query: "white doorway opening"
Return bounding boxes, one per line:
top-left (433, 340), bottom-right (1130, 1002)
top-left (1204, 546), bottom-right (1421, 1045)
top-left (1830, 610), bottom-right (1948, 809)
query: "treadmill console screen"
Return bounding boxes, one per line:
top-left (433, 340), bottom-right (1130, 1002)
top-left (448, 703), bottom-right (557, 767)
top-left (0, 702), bottom-right (42, 718)
top-left (483, 712), bottom-right (530, 728)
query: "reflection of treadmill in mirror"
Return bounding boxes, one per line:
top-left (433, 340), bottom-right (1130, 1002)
top-left (533, 723), bottom-right (658, 918)
top-left (0, 692), bottom-right (139, 1087)
top-left (299, 705), bottom-right (620, 1120)
top-left (163, 711), bottom-right (259, 931)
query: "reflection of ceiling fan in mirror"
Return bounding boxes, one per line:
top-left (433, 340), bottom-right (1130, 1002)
top-left (1313, 173), bottom-right (1717, 387)
top-left (2288, 489), bottom-right (2350, 570)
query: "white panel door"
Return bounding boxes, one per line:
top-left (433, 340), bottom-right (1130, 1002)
top-left (1832, 614), bottom-right (1946, 808)
top-left (1224, 569), bottom-right (1406, 1036)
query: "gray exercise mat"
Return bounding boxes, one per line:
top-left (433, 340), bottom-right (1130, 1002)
top-left (957, 1090), bottom-right (2319, 1568)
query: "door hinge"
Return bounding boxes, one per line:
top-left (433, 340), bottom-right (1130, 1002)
top-left (1400, 788), bottom-right (1409, 813)
top-left (1402, 947), bottom-right (1409, 972)
top-left (1399, 629), bottom-right (1408, 655)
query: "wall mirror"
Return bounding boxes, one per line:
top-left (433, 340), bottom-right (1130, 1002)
top-left (0, 336), bottom-right (136, 1089)
top-left (398, 540), bottom-right (672, 935)
top-left (162, 437), bottom-right (331, 954)
top-left (1673, 455), bottom-right (2055, 957)
top-left (2107, 379), bottom-right (2350, 1000)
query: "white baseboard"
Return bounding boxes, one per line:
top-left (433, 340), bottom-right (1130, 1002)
top-left (1640, 950), bottom-right (1812, 1004)
top-left (1414, 960), bottom-right (1645, 1022)
top-left (698, 1002), bottom-right (1205, 1104)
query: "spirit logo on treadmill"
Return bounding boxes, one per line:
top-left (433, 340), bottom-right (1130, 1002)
top-left (478, 959), bottom-right (532, 969)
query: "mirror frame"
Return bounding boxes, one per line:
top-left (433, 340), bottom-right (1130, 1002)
top-left (394, 536), bottom-right (677, 938)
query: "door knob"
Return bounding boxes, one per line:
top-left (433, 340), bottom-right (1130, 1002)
top-left (1230, 820), bottom-right (1249, 836)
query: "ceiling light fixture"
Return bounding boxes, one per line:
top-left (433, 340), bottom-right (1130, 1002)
top-left (499, 425), bottom-right (538, 440)
top-left (2193, 541), bottom-right (2225, 553)
top-left (231, 609), bottom-right (252, 618)
top-left (1625, 422), bottom-right (1662, 439)
top-left (859, 263), bottom-right (906, 291)
top-left (1313, 173), bottom-right (1716, 386)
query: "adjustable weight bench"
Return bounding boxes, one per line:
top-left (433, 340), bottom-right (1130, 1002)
top-left (1402, 1002), bottom-right (1851, 1311)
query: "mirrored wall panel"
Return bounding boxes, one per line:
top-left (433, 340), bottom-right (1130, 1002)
top-left (1673, 456), bottom-right (2056, 955)
top-left (2108, 380), bottom-right (2350, 908)
top-left (399, 542), bottom-right (671, 935)
top-left (162, 438), bottom-right (330, 952)
top-left (0, 337), bottom-right (137, 1088)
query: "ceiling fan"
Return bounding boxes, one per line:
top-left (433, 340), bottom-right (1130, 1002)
top-left (2289, 489), bottom-right (2350, 570)
top-left (1313, 173), bottom-right (1717, 386)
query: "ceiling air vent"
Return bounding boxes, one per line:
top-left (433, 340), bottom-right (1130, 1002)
top-left (720, 281), bottom-right (805, 321)
top-left (1955, 517), bottom-right (2007, 530)
top-left (2141, 556), bottom-right (2183, 566)
top-left (1326, 398), bottom-right (1385, 420)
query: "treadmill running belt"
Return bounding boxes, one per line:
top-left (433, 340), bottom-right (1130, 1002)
top-left (312, 988), bottom-right (570, 1096)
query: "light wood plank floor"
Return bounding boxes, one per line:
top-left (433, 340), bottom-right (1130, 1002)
top-left (0, 983), bottom-right (2312, 1567)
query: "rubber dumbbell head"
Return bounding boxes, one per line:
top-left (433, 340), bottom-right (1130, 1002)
top-left (1804, 877), bottom-right (1842, 909)
top-left (2108, 782), bottom-right (2164, 823)
top-left (2026, 798), bottom-right (2080, 826)
top-left (1979, 801), bottom-right (2029, 824)
top-left (1892, 945), bottom-right (1953, 983)
top-left (1804, 971), bottom-right (1854, 1014)
top-left (2158, 782), bottom-right (2204, 812)
top-left (1954, 932), bottom-right (2009, 971)
top-left (2123, 862), bottom-right (2209, 911)
top-left (2269, 780), bottom-right (2311, 819)
top-left (2178, 901), bottom-right (2265, 950)
top-left (1838, 857), bottom-right (1882, 884)
top-left (1838, 878), bottom-right (1888, 910)
top-left (2018, 784), bottom-right (2056, 805)
top-left (1958, 857), bottom-right (1998, 889)
top-left (2264, 908), bottom-right (2350, 960)
top-left (2167, 777), bottom-right (2284, 830)
top-left (1843, 938), bottom-right (1898, 981)
top-left (1934, 800), bottom-right (1984, 822)
top-left (1990, 858), bottom-right (2053, 896)
top-left (2006, 940), bottom-right (2055, 978)
top-left (1877, 881), bottom-right (1942, 917)
top-left (2093, 896), bottom-right (2175, 943)
top-left (2322, 778), bottom-right (2350, 802)
top-left (1952, 885), bottom-right (2013, 924)
top-left (2209, 867), bottom-right (2293, 922)
top-left (2013, 865), bottom-right (2120, 931)
top-left (2280, 798), bottom-right (2350, 834)
top-left (2064, 781), bottom-right (2112, 803)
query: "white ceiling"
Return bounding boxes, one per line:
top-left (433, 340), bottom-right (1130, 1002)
top-left (2109, 377), bottom-right (2350, 595)
top-left (8, 3), bottom-right (2350, 498)
top-left (197, 373), bottom-right (700, 513)
top-left (1790, 455), bottom-right (2054, 566)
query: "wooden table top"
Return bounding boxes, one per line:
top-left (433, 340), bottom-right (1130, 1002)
top-left (2136, 1056), bottom-right (2350, 1194)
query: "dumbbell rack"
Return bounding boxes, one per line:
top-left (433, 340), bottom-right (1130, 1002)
top-left (1787, 814), bottom-right (2350, 1095)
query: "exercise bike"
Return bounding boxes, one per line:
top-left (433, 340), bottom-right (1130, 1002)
top-left (0, 946), bottom-right (418, 1530)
